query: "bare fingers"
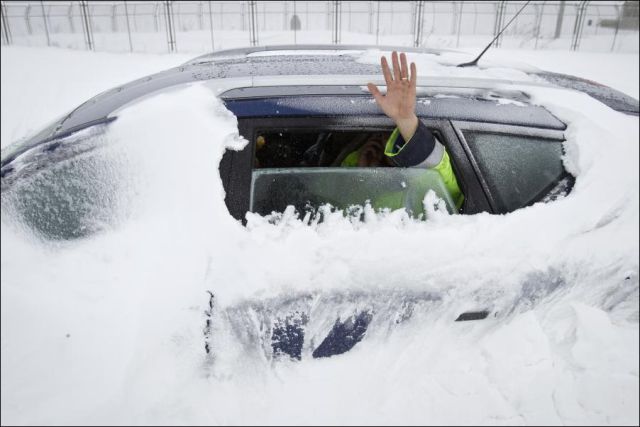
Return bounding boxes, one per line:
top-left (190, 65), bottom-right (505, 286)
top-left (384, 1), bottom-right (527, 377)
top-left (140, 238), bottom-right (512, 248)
top-left (391, 51), bottom-right (402, 82)
top-left (400, 52), bottom-right (409, 81)
top-left (410, 61), bottom-right (417, 86)
top-left (380, 51), bottom-right (416, 86)
top-left (381, 56), bottom-right (393, 85)
top-left (367, 82), bottom-right (383, 103)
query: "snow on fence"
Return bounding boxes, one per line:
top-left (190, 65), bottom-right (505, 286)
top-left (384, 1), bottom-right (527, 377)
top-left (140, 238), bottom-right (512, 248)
top-left (0, 1), bottom-right (638, 54)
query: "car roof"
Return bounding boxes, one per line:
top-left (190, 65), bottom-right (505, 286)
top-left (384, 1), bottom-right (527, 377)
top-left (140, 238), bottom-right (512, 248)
top-left (12, 45), bottom-right (552, 137)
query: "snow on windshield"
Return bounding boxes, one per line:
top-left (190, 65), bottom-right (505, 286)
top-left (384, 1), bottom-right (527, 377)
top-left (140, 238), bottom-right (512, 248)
top-left (1, 78), bottom-right (638, 425)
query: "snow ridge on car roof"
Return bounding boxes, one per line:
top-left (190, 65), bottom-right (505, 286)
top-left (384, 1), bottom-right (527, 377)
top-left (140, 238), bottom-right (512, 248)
top-left (184, 44), bottom-right (459, 65)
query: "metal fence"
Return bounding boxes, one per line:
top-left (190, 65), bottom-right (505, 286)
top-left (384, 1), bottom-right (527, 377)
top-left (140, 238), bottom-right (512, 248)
top-left (1, 1), bottom-right (638, 53)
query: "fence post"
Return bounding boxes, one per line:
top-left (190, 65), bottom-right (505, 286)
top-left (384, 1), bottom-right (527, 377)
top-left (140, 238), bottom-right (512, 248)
top-left (248, 1), bottom-right (258, 46)
top-left (124, 1), bottom-right (133, 52)
top-left (208, 1), bottom-right (214, 51)
top-left (40, 0), bottom-right (51, 46)
top-left (554, 0), bottom-right (565, 39)
top-left (241, 2), bottom-right (245, 31)
top-left (164, 0), bottom-right (177, 52)
top-left (413, 1), bottom-right (424, 47)
top-left (375, 0), bottom-right (380, 45)
top-left (111, 4), bottom-right (117, 32)
top-left (80, 2), bottom-right (88, 46)
top-left (67, 3), bottom-right (75, 33)
top-left (251, 1), bottom-right (258, 46)
top-left (80, 1), bottom-right (94, 50)
top-left (25, 4), bottom-right (32, 35)
top-left (456, 2), bottom-right (463, 48)
top-left (283, 1), bottom-right (287, 31)
top-left (1, 1), bottom-right (11, 45)
top-left (331, 1), bottom-right (335, 43)
top-left (164, 1), bottom-right (170, 51)
top-left (533, 2), bottom-right (544, 49)
top-left (610, 4), bottom-right (621, 52)
top-left (571, 2), bottom-right (579, 49)
top-left (131, 3), bottom-right (136, 31)
top-left (326, 1), bottom-right (330, 32)
top-left (293, 0), bottom-right (297, 44)
top-left (473, 2), bottom-right (478, 34)
top-left (571, 0), bottom-right (588, 51)
top-left (451, 2), bottom-right (457, 36)
top-left (493, 1), bottom-right (506, 47)
top-left (579, 1), bottom-right (589, 50)
top-left (338, 0), bottom-right (342, 44)
top-left (154, 2), bottom-right (159, 32)
top-left (332, 1), bottom-right (341, 44)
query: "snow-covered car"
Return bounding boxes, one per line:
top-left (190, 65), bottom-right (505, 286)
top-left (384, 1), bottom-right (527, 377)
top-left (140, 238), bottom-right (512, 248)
top-left (1, 45), bottom-right (638, 362)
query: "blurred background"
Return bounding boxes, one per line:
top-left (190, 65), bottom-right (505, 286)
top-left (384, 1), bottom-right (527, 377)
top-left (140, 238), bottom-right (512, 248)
top-left (1, 1), bottom-right (638, 54)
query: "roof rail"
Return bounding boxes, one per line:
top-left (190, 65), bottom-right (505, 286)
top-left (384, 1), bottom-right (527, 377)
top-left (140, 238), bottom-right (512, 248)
top-left (187, 44), bottom-right (460, 63)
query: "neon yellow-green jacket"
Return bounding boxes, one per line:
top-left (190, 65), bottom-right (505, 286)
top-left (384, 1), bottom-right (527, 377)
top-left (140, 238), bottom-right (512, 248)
top-left (342, 121), bottom-right (464, 210)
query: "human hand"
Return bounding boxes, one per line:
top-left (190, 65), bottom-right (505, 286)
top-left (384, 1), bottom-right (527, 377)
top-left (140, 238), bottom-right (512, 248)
top-left (367, 51), bottom-right (419, 142)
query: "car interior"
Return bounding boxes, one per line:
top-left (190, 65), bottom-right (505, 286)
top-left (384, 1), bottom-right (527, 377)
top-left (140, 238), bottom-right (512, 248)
top-left (254, 130), bottom-right (394, 169)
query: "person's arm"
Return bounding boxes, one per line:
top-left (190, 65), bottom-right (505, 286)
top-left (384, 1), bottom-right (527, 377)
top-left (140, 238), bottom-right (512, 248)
top-left (384, 121), bottom-right (463, 209)
top-left (367, 51), bottom-right (464, 210)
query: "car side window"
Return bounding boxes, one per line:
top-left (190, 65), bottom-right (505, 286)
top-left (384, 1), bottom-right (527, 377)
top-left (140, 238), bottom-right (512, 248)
top-left (462, 132), bottom-right (568, 212)
top-left (1, 125), bottom-right (124, 240)
top-left (249, 129), bottom-right (458, 217)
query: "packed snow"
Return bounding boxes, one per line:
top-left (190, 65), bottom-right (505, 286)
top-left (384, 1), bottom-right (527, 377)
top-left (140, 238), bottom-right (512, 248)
top-left (0, 47), bottom-right (193, 147)
top-left (1, 46), bottom-right (638, 425)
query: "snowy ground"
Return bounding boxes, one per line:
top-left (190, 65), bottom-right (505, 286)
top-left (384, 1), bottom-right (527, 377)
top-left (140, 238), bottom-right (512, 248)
top-left (8, 28), bottom-right (639, 55)
top-left (1, 45), bottom-right (639, 425)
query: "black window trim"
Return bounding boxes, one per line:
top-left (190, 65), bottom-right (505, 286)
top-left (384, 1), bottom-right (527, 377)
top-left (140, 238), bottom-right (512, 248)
top-left (437, 120), bottom-right (491, 214)
top-left (451, 120), bottom-right (566, 213)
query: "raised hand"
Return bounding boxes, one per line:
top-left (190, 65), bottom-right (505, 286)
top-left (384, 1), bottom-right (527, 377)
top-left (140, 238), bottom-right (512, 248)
top-left (367, 51), bottom-right (419, 142)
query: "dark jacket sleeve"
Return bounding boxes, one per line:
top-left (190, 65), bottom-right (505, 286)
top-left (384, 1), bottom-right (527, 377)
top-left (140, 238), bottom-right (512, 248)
top-left (384, 120), bottom-right (440, 167)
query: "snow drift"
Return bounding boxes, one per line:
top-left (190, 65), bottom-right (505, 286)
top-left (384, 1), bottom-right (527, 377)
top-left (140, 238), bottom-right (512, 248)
top-left (1, 71), bottom-right (638, 424)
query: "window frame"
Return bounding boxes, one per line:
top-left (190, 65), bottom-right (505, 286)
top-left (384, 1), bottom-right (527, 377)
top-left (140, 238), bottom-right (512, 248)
top-left (222, 115), bottom-right (492, 221)
top-left (450, 120), bottom-right (568, 213)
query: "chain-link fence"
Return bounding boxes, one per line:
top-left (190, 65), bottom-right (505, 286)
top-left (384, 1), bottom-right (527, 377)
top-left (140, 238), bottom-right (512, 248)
top-left (1, 1), bottom-right (638, 53)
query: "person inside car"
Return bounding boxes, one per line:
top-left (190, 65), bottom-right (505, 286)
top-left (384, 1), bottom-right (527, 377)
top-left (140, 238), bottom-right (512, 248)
top-left (258, 51), bottom-right (464, 213)
top-left (351, 51), bottom-right (464, 210)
